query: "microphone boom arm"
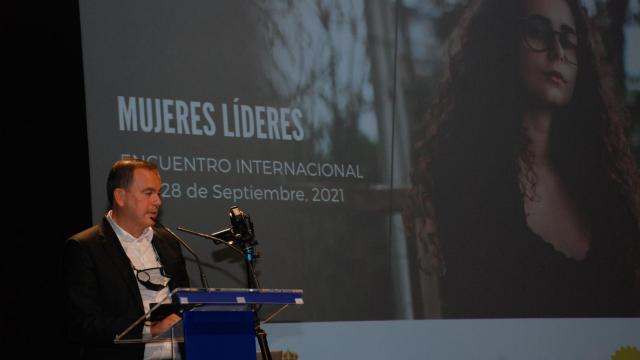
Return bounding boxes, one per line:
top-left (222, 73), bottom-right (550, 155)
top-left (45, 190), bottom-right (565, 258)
top-left (177, 227), bottom-right (245, 257)
top-left (155, 221), bottom-right (209, 289)
top-left (177, 226), bottom-right (260, 289)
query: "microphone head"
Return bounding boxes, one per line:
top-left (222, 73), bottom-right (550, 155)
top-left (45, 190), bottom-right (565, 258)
top-left (229, 206), bottom-right (254, 243)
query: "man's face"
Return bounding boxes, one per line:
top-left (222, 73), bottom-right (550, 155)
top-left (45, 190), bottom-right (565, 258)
top-left (119, 168), bottom-right (162, 234)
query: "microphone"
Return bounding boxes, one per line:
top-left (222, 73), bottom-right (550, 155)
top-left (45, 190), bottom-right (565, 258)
top-left (154, 219), bottom-right (209, 289)
top-left (229, 206), bottom-right (255, 244)
top-left (204, 207), bottom-right (254, 245)
top-left (228, 206), bottom-right (258, 267)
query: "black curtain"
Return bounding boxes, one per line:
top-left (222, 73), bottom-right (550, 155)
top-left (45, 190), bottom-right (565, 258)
top-left (3, 2), bottom-right (91, 357)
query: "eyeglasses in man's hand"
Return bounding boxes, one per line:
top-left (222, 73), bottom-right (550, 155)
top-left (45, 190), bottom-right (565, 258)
top-left (133, 266), bottom-right (171, 291)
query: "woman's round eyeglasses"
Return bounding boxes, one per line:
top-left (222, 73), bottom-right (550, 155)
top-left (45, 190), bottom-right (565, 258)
top-left (522, 14), bottom-right (578, 66)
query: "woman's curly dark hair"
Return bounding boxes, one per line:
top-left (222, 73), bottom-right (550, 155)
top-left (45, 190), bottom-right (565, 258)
top-left (403, 0), bottom-right (640, 281)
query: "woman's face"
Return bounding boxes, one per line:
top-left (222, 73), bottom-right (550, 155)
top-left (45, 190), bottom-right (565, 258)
top-left (521, 0), bottom-right (578, 107)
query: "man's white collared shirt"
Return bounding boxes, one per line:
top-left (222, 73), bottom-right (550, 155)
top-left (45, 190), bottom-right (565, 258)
top-left (106, 211), bottom-right (176, 360)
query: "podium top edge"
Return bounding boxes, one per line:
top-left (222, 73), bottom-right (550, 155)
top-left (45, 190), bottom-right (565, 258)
top-left (171, 287), bottom-right (303, 295)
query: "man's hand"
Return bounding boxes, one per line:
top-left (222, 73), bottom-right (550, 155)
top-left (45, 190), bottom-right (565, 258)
top-left (150, 313), bottom-right (182, 336)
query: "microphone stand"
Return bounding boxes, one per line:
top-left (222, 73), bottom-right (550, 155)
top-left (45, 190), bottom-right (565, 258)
top-left (242, 242), bottom-right (272, 360)
top-left (177, 226), bottom-right (272, 360)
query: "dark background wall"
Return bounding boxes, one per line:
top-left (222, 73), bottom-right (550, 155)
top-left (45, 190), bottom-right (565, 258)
top-left (2, 0), bottom-right (638, 356)
top-left (3, 2), bottom-right (90, 356)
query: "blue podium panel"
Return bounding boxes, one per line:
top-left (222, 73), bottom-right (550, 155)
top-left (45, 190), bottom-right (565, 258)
top-left (183, 310), bottom-right (256, 360)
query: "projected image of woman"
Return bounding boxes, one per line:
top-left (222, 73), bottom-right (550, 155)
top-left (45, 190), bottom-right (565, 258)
top-left (403, 0), bottom-right (640, 317)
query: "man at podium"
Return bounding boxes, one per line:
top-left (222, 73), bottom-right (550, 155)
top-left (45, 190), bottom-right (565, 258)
top-left (64, 158), bottom-right (190, 360)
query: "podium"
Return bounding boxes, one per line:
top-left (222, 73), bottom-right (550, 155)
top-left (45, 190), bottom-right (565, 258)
top-left (115, 288), bottom-right (304, 360)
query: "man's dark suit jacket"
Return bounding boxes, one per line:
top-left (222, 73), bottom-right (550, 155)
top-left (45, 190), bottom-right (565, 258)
top-left (64, 217), bottom-right (190, 360)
